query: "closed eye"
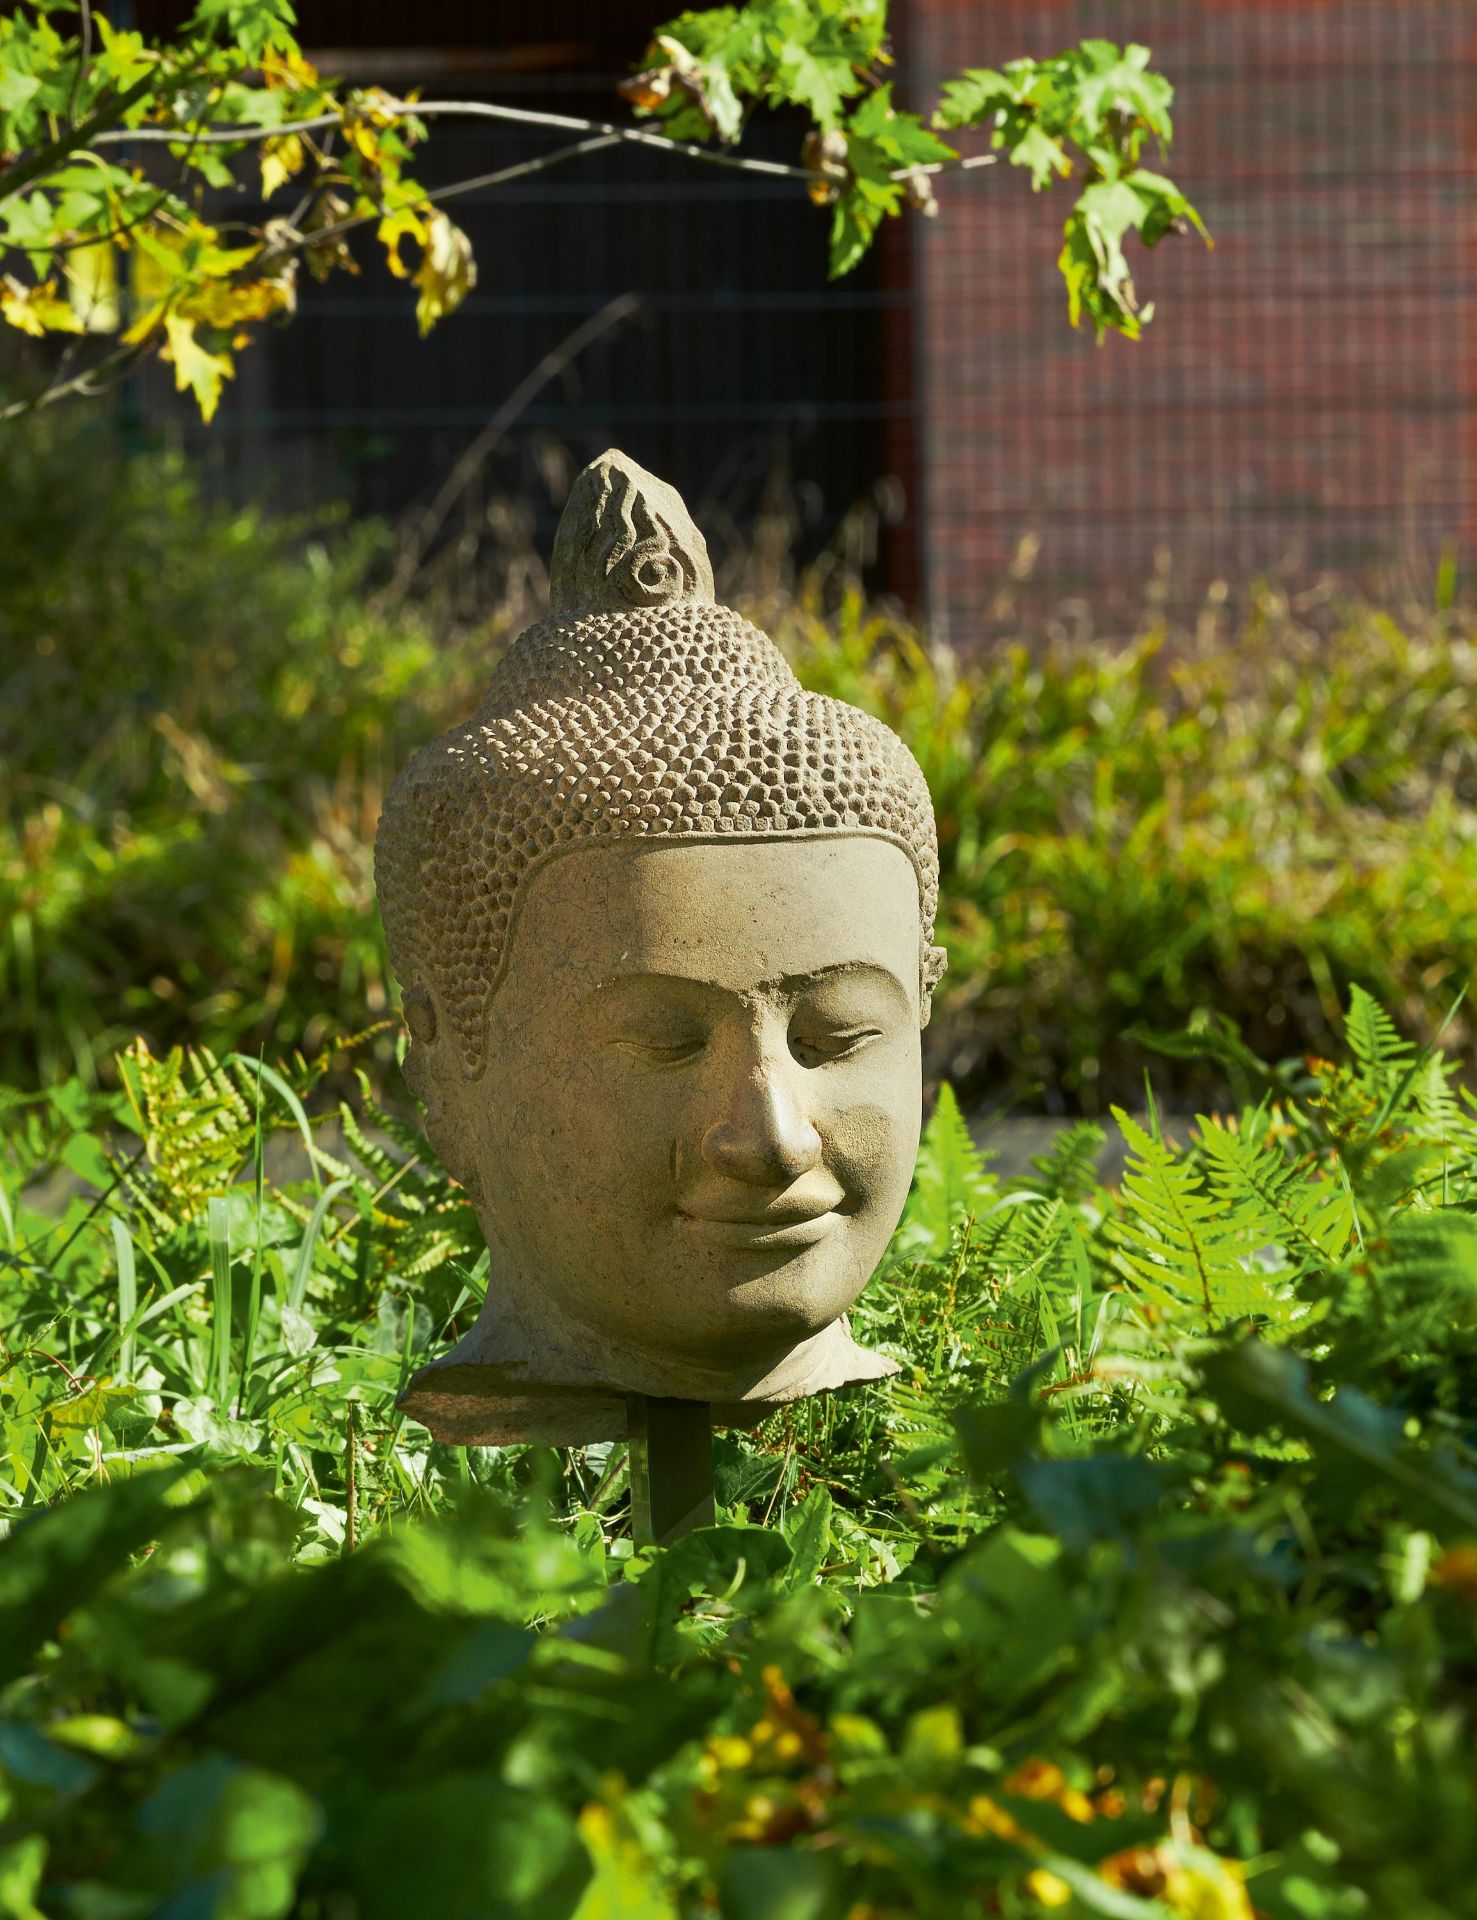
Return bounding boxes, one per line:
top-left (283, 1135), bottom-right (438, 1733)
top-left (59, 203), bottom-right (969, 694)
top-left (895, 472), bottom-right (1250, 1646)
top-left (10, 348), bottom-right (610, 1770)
top-left (789, 1027), bottom-right (883, 1067)
top-left (612, 1037), bottom-right (705, 1066)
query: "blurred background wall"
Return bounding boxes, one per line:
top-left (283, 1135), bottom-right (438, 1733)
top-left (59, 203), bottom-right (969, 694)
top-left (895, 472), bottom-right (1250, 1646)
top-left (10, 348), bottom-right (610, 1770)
top-left (129, 0), bottom-right (1477, 638)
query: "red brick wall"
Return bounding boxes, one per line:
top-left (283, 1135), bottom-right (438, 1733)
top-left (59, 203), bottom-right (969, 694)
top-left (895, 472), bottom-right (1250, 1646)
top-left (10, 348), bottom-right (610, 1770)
top-left (905, 0), bottom-right (1477, 636)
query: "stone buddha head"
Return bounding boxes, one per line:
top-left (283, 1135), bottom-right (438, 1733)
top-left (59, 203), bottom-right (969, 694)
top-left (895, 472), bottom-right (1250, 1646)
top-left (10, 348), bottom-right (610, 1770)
top-left (376, 451), bottom-right (945, 1443)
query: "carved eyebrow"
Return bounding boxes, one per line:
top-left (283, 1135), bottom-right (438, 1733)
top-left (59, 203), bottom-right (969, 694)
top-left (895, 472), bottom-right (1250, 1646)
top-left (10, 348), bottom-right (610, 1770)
top-left (586, 960), bottom-right (912, 1007)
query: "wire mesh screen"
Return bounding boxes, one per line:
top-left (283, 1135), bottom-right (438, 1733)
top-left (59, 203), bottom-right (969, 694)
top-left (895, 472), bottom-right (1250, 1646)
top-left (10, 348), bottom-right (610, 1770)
top-left (909, 0), bottom-right (1477, 637)
top-left (130, 0), bottom-right (1477, 633)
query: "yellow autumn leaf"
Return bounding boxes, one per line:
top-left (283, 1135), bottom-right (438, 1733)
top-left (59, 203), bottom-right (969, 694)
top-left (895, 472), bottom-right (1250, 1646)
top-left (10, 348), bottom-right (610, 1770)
top-left (412, 208), bottom-right (476, 336)
top-left (378, 201), bottom-right (425, 279)
top-left (63, 241), bottom-right (120, 332)
top-left (124, 223), bottom-right (262, 344)
top-left (262, 46), bottom-right (321, 92)
top-left (1161, 1853), bottom-right (1255, 1920)
top-left (184, 270), bottom-right (296, 330)
top-left (1, 275), bottom-right (86, 337)
top-left (261, 132), bottom-right (306, 199)
top-left (163, 311), bottom-right (234, 422)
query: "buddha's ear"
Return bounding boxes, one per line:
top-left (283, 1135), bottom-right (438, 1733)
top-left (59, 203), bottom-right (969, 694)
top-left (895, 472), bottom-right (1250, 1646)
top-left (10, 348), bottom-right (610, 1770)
top-left (919, 944), bottom-right (948, 1029)
top-left (400, 984), bottom-right (487, 1207)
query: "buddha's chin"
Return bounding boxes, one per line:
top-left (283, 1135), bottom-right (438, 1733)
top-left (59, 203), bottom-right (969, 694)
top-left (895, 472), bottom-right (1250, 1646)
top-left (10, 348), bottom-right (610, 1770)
top-left (703, 1260), bottom-right (862, 1343)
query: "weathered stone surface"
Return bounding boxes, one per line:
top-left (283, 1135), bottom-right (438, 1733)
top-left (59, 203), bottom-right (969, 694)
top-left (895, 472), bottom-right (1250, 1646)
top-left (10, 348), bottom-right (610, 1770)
top-left (375, 450), bottom-right (945, 1443)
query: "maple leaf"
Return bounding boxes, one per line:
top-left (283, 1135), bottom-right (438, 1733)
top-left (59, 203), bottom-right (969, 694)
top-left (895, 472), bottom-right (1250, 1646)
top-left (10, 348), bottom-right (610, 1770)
top-left (162, 311), bottom-right (233, 422)
top-left (0, 274), bottom-right (85, 337)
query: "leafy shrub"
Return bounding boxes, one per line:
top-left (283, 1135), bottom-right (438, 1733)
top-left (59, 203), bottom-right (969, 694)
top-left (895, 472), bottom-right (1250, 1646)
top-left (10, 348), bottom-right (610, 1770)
top-left (0, 408), bottom-right (501, 1089)
top-left (2, 993), bottom-right (1476, 1915)
top-left (5, 406), bottom-right (1477, 1110)
top-left (784, 586), bottom-right (1477, 1109)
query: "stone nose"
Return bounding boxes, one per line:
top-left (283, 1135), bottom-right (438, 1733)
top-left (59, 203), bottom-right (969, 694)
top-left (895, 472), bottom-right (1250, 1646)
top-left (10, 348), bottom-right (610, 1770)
top-left (699, 1058), bottom-right (824, 1187)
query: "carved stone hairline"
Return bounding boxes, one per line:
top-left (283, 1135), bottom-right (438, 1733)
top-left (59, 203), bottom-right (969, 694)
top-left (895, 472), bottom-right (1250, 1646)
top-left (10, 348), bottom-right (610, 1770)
top-left (399, 824), bottom-right (948, 1079)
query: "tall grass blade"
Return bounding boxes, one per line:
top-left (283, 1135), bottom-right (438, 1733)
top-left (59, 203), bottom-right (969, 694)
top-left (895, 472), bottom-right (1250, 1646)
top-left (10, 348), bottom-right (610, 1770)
top-left (206, 1195), bottom-right (233, 1408)
top-left (236, 1057), bottom-right (266, 1416)
top-left (226, 1055), bottom-right (321, 1193)
top-left (287, 1178), bottom-right (353, 1315)
top-left (110, 1218), bottom-right (137, 1382)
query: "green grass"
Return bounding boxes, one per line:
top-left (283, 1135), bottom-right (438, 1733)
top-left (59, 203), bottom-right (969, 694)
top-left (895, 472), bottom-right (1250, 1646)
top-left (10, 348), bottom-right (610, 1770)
top-left (2, 992), bottom-right (1476, 1916)
top-left (4, 408), bottom-right (1477, 1110)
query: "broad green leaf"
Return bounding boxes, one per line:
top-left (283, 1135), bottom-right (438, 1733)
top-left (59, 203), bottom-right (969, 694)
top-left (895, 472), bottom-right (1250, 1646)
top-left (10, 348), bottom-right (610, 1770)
top-left (1204, 1337), bottom-right (1477, 1531)
top-left (0, 69), bottom-right (43, 117)
top-left (718, 1849), bottom-right (843, 1920)
top-left (346, 1776), bottom-right (588, 1920)
top-left (131, 1754), bottom-right (321, 1920)
top-left (0, 1463), bottom-right (199, 1688)
top-left (783, 1484), bottom-right (832, 1586)
top-left (0, 1836), bottom-right (47, 1920)
top-left (934, 67), bottom-right (1013, 129)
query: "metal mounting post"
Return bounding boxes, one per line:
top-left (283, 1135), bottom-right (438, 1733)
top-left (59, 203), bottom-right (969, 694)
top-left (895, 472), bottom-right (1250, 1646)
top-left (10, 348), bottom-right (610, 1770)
top-left (627, 1395), bottom-right (715, 1546)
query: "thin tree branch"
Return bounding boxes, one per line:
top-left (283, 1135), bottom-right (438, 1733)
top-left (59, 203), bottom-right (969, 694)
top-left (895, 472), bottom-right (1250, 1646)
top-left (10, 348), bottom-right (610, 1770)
top-left (0, 337), bottom-right (149, 421)
top-left (254, 133), bottom-right (622, 269)
top-left (90, 95), bottom-right (997, 185)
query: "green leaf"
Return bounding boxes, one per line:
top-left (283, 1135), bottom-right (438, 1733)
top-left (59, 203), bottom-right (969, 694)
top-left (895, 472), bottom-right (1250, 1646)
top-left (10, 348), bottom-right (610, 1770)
top-left (130, 1754), bottom-right (322, 1920)
top-left (1009, 122), bottom-right (1071, 190)
top-left (718, 1849), bottom-right (843, 1920)
top-left (848, 86), bottom-right (955, 169)
top-left (1014, 1453), bottom-right (1172, 1552)
top-left (778, 43), bottom-right (856, 130)
top-left (347, 1776), bottom-right (588, 1920)
top-left (827, 188), bottom-right (882, 280)
top-left (0, 1463), bottom-right (199, 1689)
top-left (934, 68), bottom-right (1014, 129)
top-left (1203, 1337), bottom-right (1477, 1531)
top-left (0, 1836), bottom-right (47, 1920)
top-left (900, 1082), bottom-right (995, 1256)
top-left (783, 1485), bottom-right (832, 1586)
top-left (0, 69), bottom-right (43, 117)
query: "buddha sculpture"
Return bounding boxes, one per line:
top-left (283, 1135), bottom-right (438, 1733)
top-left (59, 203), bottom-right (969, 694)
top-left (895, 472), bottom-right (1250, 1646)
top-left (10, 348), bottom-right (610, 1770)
top-left (376, 451), bottom-right (945, 1444)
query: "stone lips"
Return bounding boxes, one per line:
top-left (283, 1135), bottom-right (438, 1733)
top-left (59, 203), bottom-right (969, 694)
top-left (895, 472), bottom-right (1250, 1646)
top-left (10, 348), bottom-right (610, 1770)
top-left (375, 598), bottom-right (945, 1079)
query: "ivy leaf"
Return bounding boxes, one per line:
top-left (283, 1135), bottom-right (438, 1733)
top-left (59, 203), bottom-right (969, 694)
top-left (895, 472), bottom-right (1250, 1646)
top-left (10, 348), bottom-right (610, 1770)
top-left (162, 311), bottom-right (234, 422)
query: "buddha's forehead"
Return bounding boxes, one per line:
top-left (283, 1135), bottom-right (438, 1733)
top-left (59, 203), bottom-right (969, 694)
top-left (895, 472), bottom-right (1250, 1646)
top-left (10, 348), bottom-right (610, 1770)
top-left (505, 836), bottom-right (921, 1002)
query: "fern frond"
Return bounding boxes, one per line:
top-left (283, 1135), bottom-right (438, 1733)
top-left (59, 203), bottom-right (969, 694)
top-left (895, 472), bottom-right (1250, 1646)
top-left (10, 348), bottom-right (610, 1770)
top-left (1025, 1120), bottom-right (1107, 1204)
top-left (1346, 984), bottom-right (1415, 1093)
top-left (1109, 1109), bottom-right (1269, 1326)
top-left (1197, 1116), bottom-right (1352, 1270)
top-left (338, 1101), bottom-right (405, 1188)
top-left (355, 1074), bottom-right (438, 1166)
top-left (897, 1083), bottom-right (997, 1258)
